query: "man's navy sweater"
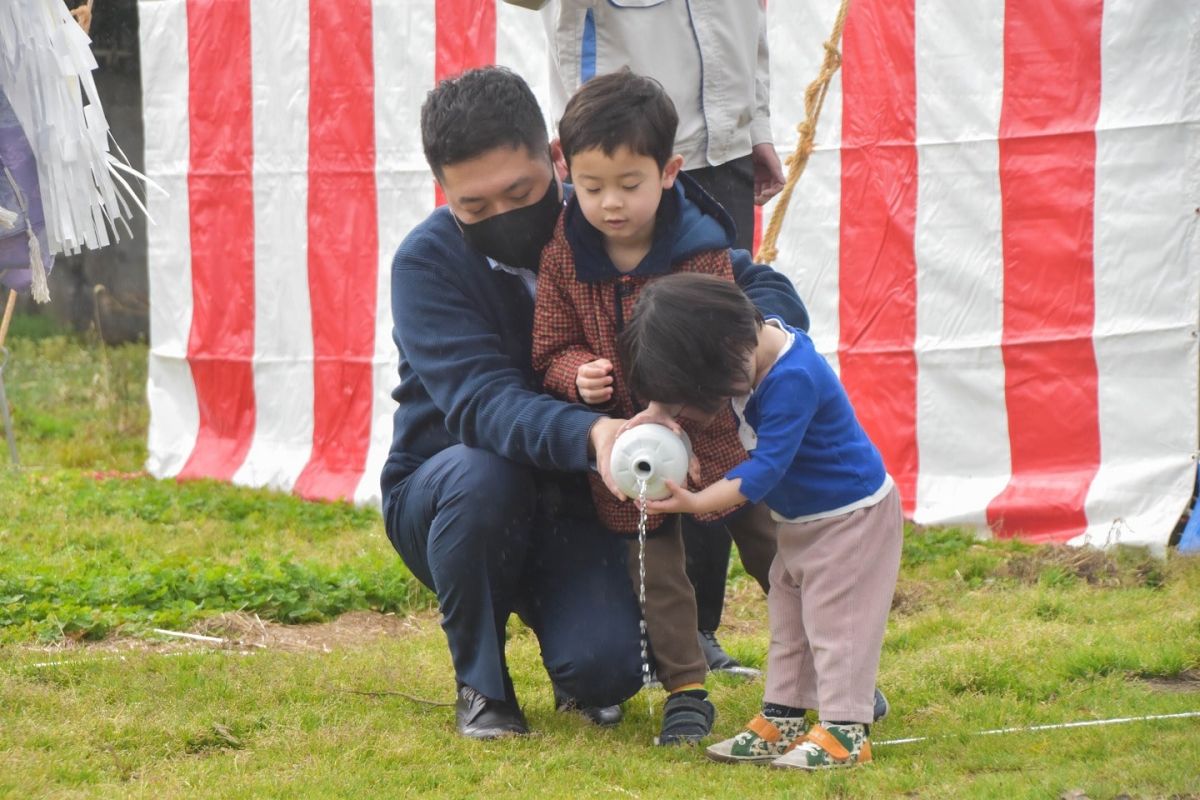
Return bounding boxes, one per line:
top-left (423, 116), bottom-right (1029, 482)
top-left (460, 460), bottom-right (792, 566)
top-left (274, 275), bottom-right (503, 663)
top-left (380, 202), bottom-right (810, 512)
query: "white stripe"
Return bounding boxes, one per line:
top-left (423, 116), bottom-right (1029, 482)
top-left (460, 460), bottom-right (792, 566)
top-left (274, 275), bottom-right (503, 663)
top-left (1078, 0), bottom-right (1200, 552)
top-left (911, 1), bottom-right (1010, 530)
top-left (762, 0), bottom-right (843, 373)
top-left (354, 0), bottom-right (437, 506)
top-left (139, 0), bottom-right (197, 479)
top-left (496, 2), bottom-right (556, 134)
top-left (232, 0), bottom-right (315, 493)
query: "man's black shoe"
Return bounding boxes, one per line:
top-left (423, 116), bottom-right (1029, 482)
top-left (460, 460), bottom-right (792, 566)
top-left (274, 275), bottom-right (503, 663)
top-left (455, 684), bottom-right (529, 739)
top-left (552, 682), bottom-right (623, 727)
top-left (698, 630), bottom-right (761, 679)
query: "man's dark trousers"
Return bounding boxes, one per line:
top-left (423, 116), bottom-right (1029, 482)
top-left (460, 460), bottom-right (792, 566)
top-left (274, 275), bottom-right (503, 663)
top-left (384, 444), bottom-right (644, 708)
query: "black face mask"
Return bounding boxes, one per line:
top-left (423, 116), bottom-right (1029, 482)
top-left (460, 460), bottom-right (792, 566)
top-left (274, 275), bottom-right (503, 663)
top-left (455, 177), bottom-right (561, 271)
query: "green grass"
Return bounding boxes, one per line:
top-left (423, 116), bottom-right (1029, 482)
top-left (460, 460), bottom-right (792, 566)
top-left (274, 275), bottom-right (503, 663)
top-left (2, 331), bottom-right (1200, 798)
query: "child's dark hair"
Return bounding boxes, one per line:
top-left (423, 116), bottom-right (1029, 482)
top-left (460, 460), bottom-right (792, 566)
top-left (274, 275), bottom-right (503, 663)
top-left (421, 66), bottom-right (549, 180)
top-left (619, 274), bottom-right (764, 415)
top-left (558, 68), bottom-right (678, 170)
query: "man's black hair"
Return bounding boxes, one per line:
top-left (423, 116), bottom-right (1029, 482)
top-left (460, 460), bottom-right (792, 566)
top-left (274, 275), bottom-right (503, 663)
top-left (421, 66), bottom-right (550, 179)
top-left (558, 68), bottom-right (678, 170)
top-left (619, 274), bottom-right (764, 415)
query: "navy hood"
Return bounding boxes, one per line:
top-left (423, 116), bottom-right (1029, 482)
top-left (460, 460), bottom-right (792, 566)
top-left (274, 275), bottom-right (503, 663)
top-left (563, 172), bottom-right (737, 283)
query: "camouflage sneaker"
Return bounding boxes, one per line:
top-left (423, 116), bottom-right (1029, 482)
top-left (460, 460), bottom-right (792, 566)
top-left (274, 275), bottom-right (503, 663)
top-left (771, 723), bottom-right (872, 770)
top-left (705, 713), bottom-right (809, 764)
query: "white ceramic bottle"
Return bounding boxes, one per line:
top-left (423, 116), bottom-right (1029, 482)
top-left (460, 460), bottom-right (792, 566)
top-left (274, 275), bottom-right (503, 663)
top-left (609, 423), bottom-right (692, 501)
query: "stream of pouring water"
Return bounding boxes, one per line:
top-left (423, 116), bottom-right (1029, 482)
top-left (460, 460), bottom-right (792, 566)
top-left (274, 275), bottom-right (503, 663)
top-left (636, 478), bottom-right (653, 715)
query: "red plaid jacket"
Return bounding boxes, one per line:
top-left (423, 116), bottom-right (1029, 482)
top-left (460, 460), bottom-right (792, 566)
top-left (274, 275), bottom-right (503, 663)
top-left (532, 213), bottom-right (749, 535)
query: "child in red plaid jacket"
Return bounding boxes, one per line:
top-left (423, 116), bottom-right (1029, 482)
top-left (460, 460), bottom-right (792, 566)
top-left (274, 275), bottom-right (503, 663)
top-left (531, 69), bottom-right (753, 745)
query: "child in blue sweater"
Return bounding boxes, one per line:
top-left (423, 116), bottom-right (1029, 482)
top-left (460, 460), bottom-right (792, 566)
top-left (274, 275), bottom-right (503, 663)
top-left (619, 273), bottom-right (903, 770)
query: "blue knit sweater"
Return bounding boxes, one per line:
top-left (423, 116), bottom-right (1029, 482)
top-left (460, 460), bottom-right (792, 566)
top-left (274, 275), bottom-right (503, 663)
top-left (727, 321), bottom-right (888, 519)
top-left (380, 201), bottom-right (810, 511)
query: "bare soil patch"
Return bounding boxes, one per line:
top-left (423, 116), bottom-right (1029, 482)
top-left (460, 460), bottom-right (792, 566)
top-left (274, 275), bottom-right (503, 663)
top-left (994, 545), bottom-right (1162, 587)
top-left (718, 578), bottom-right (769, 636)
top-left (191, 610), bottom-right (434, 652)
top-left (19, 610), bottom-right (438, 659)
top-left (1139, 670), bottom-right (1200, 693)
top-left (890, 580), bottom-right (931, 615)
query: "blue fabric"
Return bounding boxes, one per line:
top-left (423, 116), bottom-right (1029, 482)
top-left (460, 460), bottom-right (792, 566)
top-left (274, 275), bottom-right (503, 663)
top-left (727, 321), bottom-right (887, 518)
top-left (581, 9), bottom-right (597, 83)
top-left (385, 444), bottom-right (643, 706)
top-left (1179, 464), bottom-right (1200, 553)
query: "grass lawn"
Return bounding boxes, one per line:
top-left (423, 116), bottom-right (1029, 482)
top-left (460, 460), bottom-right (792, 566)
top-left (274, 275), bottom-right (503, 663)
top-left (1, 329), bottom-right (1199, 799)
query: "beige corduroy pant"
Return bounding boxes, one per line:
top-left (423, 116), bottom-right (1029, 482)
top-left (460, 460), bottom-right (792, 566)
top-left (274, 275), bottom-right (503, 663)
top-left (763, 487), bottom-right (903, 723)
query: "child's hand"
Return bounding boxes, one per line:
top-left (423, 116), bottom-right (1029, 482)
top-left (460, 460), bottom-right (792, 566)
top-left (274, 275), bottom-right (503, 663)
top-left (619, 402), bottom-right (683, 436)
top-left (644, 480), bottom-right (702, 515)
top-left (576, 358), bottom-right (614, 405)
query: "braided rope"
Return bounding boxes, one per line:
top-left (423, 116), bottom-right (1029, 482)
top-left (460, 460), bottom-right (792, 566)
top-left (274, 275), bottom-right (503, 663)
top-left (755, 0), bottom-right (851, 265)
top-left (0, 290), bottom-right (15, 350)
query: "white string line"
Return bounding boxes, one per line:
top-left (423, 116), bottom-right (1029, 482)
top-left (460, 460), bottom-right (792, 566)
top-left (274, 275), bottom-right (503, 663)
top-left (875, 711), bottom-right (1200, 746)
top-left (18, 649), bottom-right (258, 670)
top-left (151, 628), bottom-right (228, 644)
top-left (13, 654), bottom-right (1200, 748)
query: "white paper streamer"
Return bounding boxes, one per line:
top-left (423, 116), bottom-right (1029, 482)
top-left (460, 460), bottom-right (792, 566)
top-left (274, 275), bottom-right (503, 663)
top-left (0, 0), bottom-right (151, 279)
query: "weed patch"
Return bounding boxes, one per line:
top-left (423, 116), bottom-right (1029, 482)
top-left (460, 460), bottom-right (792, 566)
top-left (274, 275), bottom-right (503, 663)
top-left (0, 557), bottom-right (431, 642)
top-left (902, 525), bottom-right (980, 566)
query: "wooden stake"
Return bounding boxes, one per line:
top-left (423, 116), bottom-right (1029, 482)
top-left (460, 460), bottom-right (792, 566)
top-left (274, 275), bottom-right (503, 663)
top-left (0, 289), bottom-right (16, 349)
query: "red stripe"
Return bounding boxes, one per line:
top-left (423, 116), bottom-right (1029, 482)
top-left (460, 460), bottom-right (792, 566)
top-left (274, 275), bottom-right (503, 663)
top-left (986, 0), bottom-right (1103, 542)
top-left (292, 0), bottom-right (379, 501)
top-left (838, 0), bottom-right (919, 515)
top-left (433, 0), bottom-right (497, 206)
top-left (180, 0), bottom-right (255, 481)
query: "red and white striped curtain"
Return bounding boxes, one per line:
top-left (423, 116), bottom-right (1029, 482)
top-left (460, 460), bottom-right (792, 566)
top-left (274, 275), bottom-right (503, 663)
top-left (139, 0), bottom-right (1200, 551)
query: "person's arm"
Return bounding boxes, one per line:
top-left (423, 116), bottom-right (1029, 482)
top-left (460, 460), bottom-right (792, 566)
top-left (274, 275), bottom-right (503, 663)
top-left (730, 249), bottom-right (811, 332)
top-left (532, 253), bottom-right (611, 406)
top-left (749, 3), bottom-right (773, 149)
top-left (393, 255), bottom-right (601, 473)
top-left (724, 368), bottom-right (816, 503)
top-left (621, 401), bottom-right (683, 434)
top-left (748, 5), bottom-right (785, 204)
top-left (645, 477), bottom-right (747, 516)
top-left (644, 373), bottom-right (816, 516)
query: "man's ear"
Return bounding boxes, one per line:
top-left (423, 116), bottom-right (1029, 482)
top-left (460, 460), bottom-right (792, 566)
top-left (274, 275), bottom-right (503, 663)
top-left (661, 154), bottom-right (685, 188)
top-left (550, 139), bottom-right (569, 182)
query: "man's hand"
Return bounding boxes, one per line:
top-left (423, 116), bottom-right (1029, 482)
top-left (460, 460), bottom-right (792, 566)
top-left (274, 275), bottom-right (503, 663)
top-left (588, 416), bottom-right (627, 499)
top-left (577, 358), bottom-right (614, 405)
top-left (751, 142), bottom-right (785, 205)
